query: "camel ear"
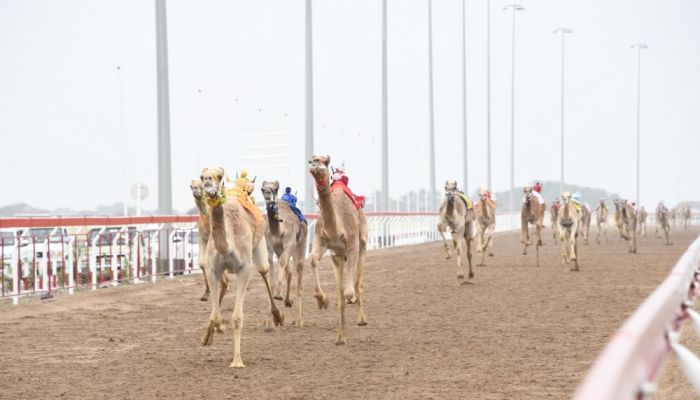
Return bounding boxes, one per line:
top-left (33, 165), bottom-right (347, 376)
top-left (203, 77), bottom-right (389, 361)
top-left (216, 167), bottom-right (224, 180)
top-left (274, 181), bottom-right (280, 190)
top-left (324, 155), bottom-right (331, 166)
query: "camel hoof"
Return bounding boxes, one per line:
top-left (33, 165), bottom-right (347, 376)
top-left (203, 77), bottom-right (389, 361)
top-left (346, 297), bottom-right (358, 305)
top-left (358, 320), bottom-right (368, 326)
top-left (294, 319), bottom-right (304, 327)
top-left (522, 251), bottom-right (527, 255)
top-left (445, 255), bottom-right (452, 260)
top-left (229, 359), bottom-right (245, 368)
top-left (200, 293), bottom-right (209, 302)
top-left (488, 253), bottom-right (494, 257)
top-left (284, 299), bottom-right (293, 308)
top-left (216, 325), bottom-right (226, 334)
top-left (570, 268), bottom-right (579, 272)
top-left (272, 309), bottom-right (285, 327)
top-left (469, 271), bottom-right (474, 279)
top-left (315, 294), bottom-right (329, 309)
top-left (335, 336), bottom-right (346, 345)
top-left (457, 274), bottom-right (465, 280)
top-left (273, 294), bottom-right (283, 301)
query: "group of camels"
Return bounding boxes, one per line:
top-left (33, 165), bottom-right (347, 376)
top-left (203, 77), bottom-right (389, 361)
top-left (437, 182), bottom-right (694, 274)
top-left (189, 155), bottom-right (366, 368)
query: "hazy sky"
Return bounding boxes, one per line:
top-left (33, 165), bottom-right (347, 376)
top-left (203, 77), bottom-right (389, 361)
top-left (1, 0), bottom-right (698, 213)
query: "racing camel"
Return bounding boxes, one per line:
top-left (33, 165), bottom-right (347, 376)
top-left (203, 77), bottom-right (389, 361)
top-left (308, 155), bottom-right (368, 344)
top-left (558, 192), bottom-right (582, 271)
top-left (437, 180), bottom-right (475, 281)
top-left (520, 186), bottom-right (545, 266)
top-left (199, 167), bottom-right (283, 368)
top-left (594, 198), bottom-right (609, 244)
top-left (614, 198), bottom-right (638, 253)
top-left (475, 189), bottom-right (496, 266)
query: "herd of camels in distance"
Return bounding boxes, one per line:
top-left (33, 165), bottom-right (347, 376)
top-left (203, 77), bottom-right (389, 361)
top-left (187, 154), bottom-right (693, 368)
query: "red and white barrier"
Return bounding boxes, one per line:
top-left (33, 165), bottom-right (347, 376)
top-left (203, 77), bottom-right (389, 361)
top-left (574, 234), bottom-right (700, 399)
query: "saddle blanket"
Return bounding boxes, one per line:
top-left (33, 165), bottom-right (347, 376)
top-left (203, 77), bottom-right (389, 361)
top-left (456, 192), bottom-right (473, 209)
top-left (226, 188), bottom-right (263, 223)
top-left (331, 180), bottom-right (364, 210)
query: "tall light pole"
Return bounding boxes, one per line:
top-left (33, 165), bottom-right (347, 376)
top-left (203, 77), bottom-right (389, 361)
top-left (116, 65), bottom-right (128, 216)
top-left (503, 4), bottom-right (524, 214)
top-left (381, 0), bottom-right (389, 211)
top-left (631, 43), bottom-right (648, 206)
top-left (155, 0), bottom-right (172, 216)
top-left (304, 0), bottom-right (315, 213)
top-left (554, 28), bottom-right (573, 196)
top-left (461, 0), bottom-right (468, 194)
top-left (428, 0), bottom-right (436, 210)
top-left (486, 0), bottom-right (491, 191)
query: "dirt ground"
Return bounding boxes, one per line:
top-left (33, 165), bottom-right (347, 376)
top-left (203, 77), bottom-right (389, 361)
top-left (1, 228), bottom-right (698, 400)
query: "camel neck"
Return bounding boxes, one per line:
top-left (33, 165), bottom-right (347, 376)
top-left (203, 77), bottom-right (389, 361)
top-left (446, 197), bottom-right (455, 216)
top-left (266, 203), bottom-right (281, 234)
top-left (315, 177), bottom-right (339, 236)
top-left (209, 202), bottom-right (230, 256)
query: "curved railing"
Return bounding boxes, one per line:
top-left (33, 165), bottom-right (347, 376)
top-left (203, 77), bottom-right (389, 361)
top-left (573, 234), bottom-right (700, 399)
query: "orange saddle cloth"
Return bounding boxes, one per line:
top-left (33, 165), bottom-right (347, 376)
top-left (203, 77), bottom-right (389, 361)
top-left (226, 188), bottom-right (263, 223)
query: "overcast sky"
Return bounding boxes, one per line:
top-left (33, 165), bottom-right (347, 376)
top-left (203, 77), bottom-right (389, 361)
top-left (1, 0), bottom-right (698, 213)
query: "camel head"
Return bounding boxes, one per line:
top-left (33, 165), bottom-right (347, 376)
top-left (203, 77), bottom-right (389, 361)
top-left (523, 186), bottom-right (533, 203)
top-left (613, 198), bottom-right (624, 213)
top-left (308, 154), bottom-right (331, 187)
top-left (261, 180), bottom-right (280, 216)
top-left (561, 192), bottom-right (572, 204)
top-left (478, 189), bottom-right (488, 202)
top-left (200, 167), bottom-right (225, 201)
top-left (190, 179), bottom-right (204, 199)
top-left (444, 180), bottom-right (458, 204)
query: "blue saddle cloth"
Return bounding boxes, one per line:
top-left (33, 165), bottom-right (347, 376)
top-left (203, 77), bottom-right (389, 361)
top-left (281, 193), bottom-right (306, 223)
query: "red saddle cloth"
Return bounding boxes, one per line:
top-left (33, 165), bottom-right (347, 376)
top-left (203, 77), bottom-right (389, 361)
top-left (331, 180), bottom-right (364, 210)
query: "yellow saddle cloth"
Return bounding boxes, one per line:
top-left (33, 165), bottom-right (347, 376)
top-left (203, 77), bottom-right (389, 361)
top-left (457, 192), bottom-right (473, 210)
top-left (226, 188), bottom-right (262, 223)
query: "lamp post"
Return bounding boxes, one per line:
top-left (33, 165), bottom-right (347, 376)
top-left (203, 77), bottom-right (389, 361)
top-left (461, 0), bottom-right (468, 194)
top-left (630, 43), bottom-right (648, 206)
top-left (381, 0), bottom-right (389, 211)
top-left (428, 0), bottom-right (436, 210)
top-left (486, 0), bottom-right (491, 191)
top-left (503, 4), bottom-right (525, 215)
top-left (304, 0), bottom-right (315, 213)
top-left (554, 28), bottom-right (573, 196)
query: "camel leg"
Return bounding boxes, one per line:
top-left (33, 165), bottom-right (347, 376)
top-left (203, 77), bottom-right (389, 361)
top-left (309, 240), bottom-right (330, 309)
top-left (278, 250), bottom-right (293, 308)
top-left (486, 225), bottom-right (495, 257)
top-left (465, 227), bottom-right (474, 279)
top-left (521, 222), bottom-right (530, 255)
top-left (267, 240), bottom-right (283, 301)
top-left (199, 262), bottom-right (210, 301)
top-left (253, 239), bottom-right (284, 330)
top-left (453, 230), bottom-right (464, 281)
top-left (294, 256), bottom-right (304, 326)
top-left (438, 222), bottom-right (452, 259)
top-left (331, 255), bottom-right (347, 345)
top-left (355, 247), bottom-right (368, 326)
top-left (343, 246), bottom-right (359, 304)
top-left (218, 272), bottom-right (229, 309)
top-left (201, 259), bottom-right (222, 347)
top-left (229, 264), bottom-right (253, 368)
top-left (535, 223), bottom-right (542, 267)
top-left (572, 236), bottom-right (580, 271)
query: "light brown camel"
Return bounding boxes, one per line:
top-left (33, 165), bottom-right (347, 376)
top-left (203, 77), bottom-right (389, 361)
top-left (655, 202), bottom-right (673, 245)
top-left (520, 187), bottom-right (545, 266)
top-left (550, 200), bottom-right (560, 244)
top-left (260, 180), bottom-right (309, 326)
top-left (190, 179), bottom-right (229, 304)
top-left (475, 190), bottom-right (496, 266)
top-left (580, 204), bottom-right (592, 245)
top-left (558, 192), bottom-right (582, 271)
top-left (683, 206), bottom-right (692, 231)
top-left (308, 155), bottom-right (368, 345)
top-left (613, 198), bottom-right (637, 253)
top-left (594, 199), bottom-right (609, 244)
top-left (437, 180), bottom-right (475, 281)
top-left (637, 206), bottom-right (648, 236)
top-left (199, 167), bottom-right (283, 368)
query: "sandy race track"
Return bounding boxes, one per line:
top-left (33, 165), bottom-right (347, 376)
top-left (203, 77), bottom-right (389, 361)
top-left (1, 228), bottom-right (698, 399)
